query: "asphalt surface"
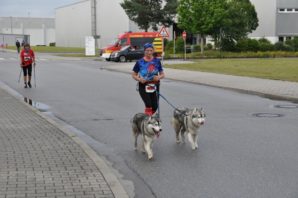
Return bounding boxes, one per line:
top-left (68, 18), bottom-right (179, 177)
top-left (1, 50), bottom-right (298, 198)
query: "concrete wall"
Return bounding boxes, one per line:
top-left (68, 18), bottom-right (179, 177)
top-left (276, 0), bottom-right (298, 36)
top-left (96, 0), bottom-right (130, 48)
top-left (277, 0), bottom-right (298, 7)
top-left (55, 0), bottom-right (92, 47)
top-left (0, 17), bottom-right (55, 46)
top-left (249, 0), bottom-right (278, 43)
top-left (55, 0), bottom-right (144, 48)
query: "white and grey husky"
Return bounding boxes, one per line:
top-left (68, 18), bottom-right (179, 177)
top-left (131, 113), bottom-right (162, 160)
top-left (172, 107), bottom-right (206, 150)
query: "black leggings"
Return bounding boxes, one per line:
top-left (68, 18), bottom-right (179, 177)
top-left (138, 83), bottom-right (160, 112)
top-left (22, 65), bottom-right (32, 76)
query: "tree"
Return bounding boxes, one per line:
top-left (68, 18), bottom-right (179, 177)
top-left (161, 0), bottom-right (179, 27)
top-left (177, 0), bottom-right (227, 54)
top-left (120, 0), bottom-right (178, 32)
top-left (177, 0), bottom-right (258, 52)
top-left (219, 0), bottom-right (259, 50)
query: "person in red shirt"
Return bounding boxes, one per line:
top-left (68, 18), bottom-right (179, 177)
top-left (20, 43), bottom-right (35, 88)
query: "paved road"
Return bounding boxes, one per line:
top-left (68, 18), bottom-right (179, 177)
top-left (1, 51), bottom-right (298, 198)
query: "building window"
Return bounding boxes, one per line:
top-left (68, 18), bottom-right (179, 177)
top-left (279, 8), bottom-right (298, 13)
top-left (279, 37), bottom-right (284, 42)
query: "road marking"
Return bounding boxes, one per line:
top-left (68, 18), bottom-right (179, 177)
top-left (0, 58), bottom-right (4, 60)
top-left (9, 58), bottom-right (17, 60)
top-left (38, 58), bottom-right (48, 61)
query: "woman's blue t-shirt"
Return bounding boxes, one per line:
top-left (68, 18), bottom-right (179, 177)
top-left (132, 58), bottom-right (163, 81)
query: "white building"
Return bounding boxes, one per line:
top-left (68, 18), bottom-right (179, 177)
top-left (55, 0), bottom-right (141, 48)
top-left (0, 17), bottom-right (55, 46)
top-left (249, 0), bottom-right (298, 43)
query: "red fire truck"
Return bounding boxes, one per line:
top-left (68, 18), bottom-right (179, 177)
top-left (100, 31), bottom-right (163, 61)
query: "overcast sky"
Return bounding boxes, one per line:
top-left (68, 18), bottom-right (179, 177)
top-left (0, 0), bottom-right (79, 17)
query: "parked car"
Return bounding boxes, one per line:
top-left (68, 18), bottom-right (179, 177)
top-left (110, 46), bottom-right (144, 62)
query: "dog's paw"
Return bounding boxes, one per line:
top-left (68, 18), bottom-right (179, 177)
top-left (148, 156), bottom-right (154, 160)
top-left (192, 146), bottom-right (198, 150)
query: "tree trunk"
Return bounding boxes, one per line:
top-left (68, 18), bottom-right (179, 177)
top-left (200, 34), bottom-right (204, 55)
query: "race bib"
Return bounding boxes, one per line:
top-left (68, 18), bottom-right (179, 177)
top-left (145, 84), bottom-right (156, 93)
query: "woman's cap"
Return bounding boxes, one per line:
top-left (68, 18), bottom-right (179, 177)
top-left (144, 43), bottom-right (154, 50)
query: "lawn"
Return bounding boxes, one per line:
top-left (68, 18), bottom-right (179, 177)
top-left (7, 46), bottom-right (85, 53)
top-left (165, 58), bottom-right (298, 82)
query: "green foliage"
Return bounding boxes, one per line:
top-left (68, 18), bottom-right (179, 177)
top-left (206, 43), bottom-right (213, 50)
top-left (175, 37), bottom-right (185, 53)
top-left (177, 0), bottom-right (258, 51)
top-left (274, 42), bottom-right (294, 51)
top-left (285, 37), bottom-right (298, 51)
top-left (120, 0), bottom-right (177, 31)
top-left (164, 37), bottom-right (185, 54)
top-left (221, 0), bottom-right (258, 42)
top-left (178, 0), bottom-right (226, 35)
top-left (165, 40), bottom-right (174, 51)
top-left (192, 45), bottom-right (201, 52)
top-left (166, 50), bottom-right (298, 59)
top-left (161, 0), bottom-right (179, 27)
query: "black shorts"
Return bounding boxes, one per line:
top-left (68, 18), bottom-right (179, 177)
top-left (22, 64), bottom-right (32, 76)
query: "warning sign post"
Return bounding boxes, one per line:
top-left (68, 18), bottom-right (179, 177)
top-left (158, 26), bottom-right (170, 62)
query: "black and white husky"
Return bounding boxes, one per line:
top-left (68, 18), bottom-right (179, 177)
top-left (171, 108), bottom-right (206, 150)
top-left (131, 113), bottom-right (162, 160)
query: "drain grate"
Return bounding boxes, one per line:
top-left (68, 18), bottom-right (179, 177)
top-left (252, 113), bottom-right (284, 118)
top-left (274, 104), bottom-right (298, 109)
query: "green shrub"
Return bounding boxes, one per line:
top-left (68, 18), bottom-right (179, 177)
top-left (274, 42), bottom-right (294, 51)
top-left (191, 45), bottom-right (201, 52)
top-left (258, 38), bottom-right (271, 44)
top-left (285, 37), bottom-right (298, 51)
top-left (236, 38), bottom-right (260, 52)
top-left (205, 43), bottom-right (213, 50)
top-left (247, 39), bottom-right (260, 52)
top-left (221, 39), bottom-right (237, 51)
top-left (175, 37), bottom-right (185, 53)
top-left (165, 40), bottom-right (174, 52)
top-left (259, 42), bottom-right (274, 51)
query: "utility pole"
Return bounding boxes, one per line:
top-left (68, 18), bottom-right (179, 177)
top-left (10, 16), bottom-right (13, 34)
top-left (91, 0), bottom-right (98, 49)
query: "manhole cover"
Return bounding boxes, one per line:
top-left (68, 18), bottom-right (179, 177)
top-left (252, 113), bottom-right (284, 118)
top-left (274, 104), bottom-right (298, 109)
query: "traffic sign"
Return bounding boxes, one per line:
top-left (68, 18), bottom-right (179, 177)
top-left (182, 31), bottom-right (187, 40)
top-left (158, 26), bottom-right (169, 38)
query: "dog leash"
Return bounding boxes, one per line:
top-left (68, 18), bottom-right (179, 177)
top-left (156, 91), bottom-right (178, 110)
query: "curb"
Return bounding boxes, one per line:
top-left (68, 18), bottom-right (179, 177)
top-left (0, 81), bottom-right (130, 198)
top-left (103, 65), bottom-right (298, 104)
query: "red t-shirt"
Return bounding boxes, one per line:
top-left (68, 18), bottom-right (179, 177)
top-left (20, 49), bottom-right (35, 67)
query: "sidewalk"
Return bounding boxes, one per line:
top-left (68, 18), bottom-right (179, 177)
top-left (0, 86), bottom-right (129, 198)
top-left (104, 60), bottom-right (298, 102)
